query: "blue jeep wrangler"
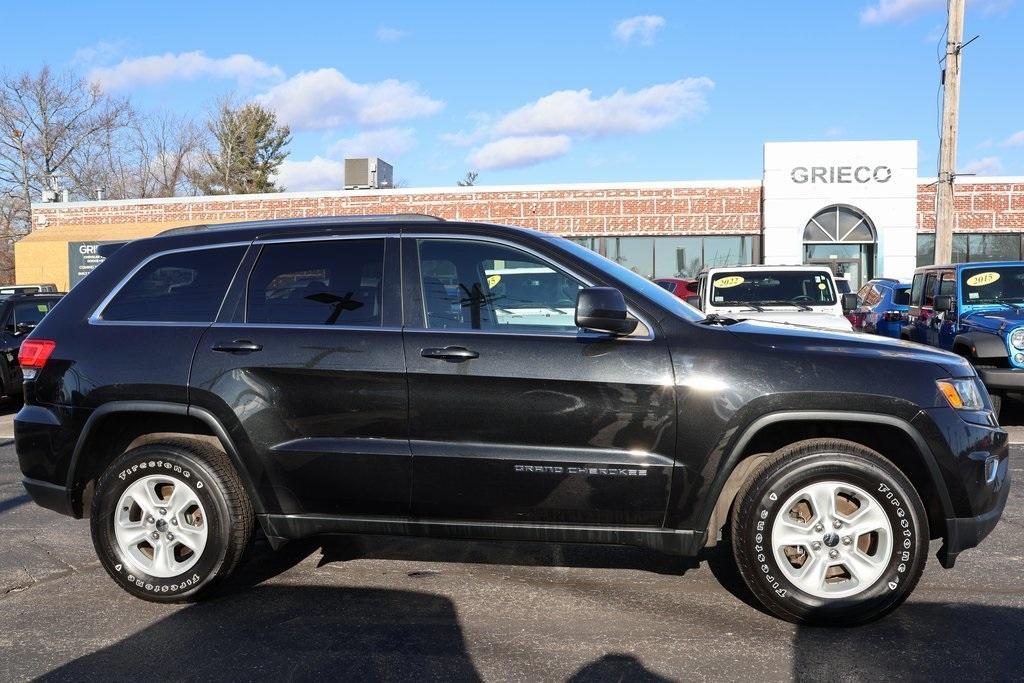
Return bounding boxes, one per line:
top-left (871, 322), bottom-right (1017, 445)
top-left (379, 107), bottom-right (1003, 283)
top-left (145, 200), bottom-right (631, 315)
top-left (904, 261), bottom-right (1024, 415)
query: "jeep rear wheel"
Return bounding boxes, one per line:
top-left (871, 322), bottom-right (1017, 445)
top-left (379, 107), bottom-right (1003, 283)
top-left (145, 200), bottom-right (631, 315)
top-left (731, 439), bottom-right (928, 625)
top-left (90, 438), bottom-right (253, 602)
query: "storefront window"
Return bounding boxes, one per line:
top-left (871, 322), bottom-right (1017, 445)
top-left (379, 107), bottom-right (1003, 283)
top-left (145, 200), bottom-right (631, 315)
top-left (653, 237), bottom-right (703, 278)
top-left (916, 233), bottom-right (1021, 266)
top-left (614, 237), bottom-right (654, 276)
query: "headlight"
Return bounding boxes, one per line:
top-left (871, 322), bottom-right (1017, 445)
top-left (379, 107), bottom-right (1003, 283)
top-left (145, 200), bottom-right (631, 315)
top-left (936, 378), bottom-right (985, 411)
top-left (1010, 328), bottom-right (1024, 350)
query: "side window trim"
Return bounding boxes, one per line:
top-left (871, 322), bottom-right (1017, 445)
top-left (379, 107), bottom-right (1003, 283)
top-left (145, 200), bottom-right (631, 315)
top-left (89, 242), bottom-right (251, 326)
top-left (402, 234), bottom-right (654, 340)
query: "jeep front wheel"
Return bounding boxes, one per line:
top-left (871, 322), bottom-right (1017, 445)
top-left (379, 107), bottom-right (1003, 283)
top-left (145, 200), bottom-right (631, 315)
top-left (731, 439), bottom-right (928, 625)
top-left (90, 438), bottom-right (253, 602)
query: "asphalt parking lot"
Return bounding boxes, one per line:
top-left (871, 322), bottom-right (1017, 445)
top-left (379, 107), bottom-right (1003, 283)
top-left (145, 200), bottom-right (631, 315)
top-left (1, 399), bottom-right (1022, 682)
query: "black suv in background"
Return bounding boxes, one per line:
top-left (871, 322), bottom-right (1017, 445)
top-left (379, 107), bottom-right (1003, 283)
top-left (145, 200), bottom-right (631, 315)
top-left (0, 292), bottom-right (62, 398)
top-left (15, 216), bottom-right (1009, 625)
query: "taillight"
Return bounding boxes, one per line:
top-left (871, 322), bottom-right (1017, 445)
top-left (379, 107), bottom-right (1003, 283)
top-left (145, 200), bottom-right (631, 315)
top-left (18, 339), bottom-right (56, 371)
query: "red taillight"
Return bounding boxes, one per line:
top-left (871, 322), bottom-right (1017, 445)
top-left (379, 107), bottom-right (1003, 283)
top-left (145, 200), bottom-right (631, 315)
top-left (18, 339), bottom-right (56, 369)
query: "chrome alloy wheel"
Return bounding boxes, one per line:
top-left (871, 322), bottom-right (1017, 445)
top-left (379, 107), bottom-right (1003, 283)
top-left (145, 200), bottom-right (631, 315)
top-left (770, 480), bottom-right (893, 599)
top-left (114, 474), bottom-right (209, 578)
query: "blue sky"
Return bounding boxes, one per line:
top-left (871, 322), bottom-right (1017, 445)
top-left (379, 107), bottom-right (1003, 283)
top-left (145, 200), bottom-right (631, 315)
top-left (3, 0), bottom-right (1023, 189)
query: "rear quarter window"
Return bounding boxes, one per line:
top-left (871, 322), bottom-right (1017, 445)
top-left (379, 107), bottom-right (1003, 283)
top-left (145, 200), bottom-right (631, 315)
top-left (99, 246), bottom-right (246, 322)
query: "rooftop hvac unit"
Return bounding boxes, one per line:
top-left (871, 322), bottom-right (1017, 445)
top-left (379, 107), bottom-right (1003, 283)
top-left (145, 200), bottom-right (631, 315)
top-left (345, 157), bottom-right (394, 189)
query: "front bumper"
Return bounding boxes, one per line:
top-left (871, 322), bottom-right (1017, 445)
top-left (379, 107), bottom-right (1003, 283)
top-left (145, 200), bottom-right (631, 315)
top-left (977, 367), bottom-right (1024, 392)
top-left (937, 468), bottom-right (1010, 568)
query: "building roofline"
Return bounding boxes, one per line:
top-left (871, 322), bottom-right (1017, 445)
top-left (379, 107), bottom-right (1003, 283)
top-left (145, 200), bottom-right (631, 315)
top-left (31, 178), bottom-right (765, 211)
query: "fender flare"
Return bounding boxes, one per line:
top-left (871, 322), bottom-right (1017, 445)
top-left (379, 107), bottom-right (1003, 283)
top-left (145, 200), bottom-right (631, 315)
top-left (952, 332), bottom-right (1008, 362)
top-left (696, 410), bottom-right (954, 533)
top-left (67, 400), bottom-right (265, 515)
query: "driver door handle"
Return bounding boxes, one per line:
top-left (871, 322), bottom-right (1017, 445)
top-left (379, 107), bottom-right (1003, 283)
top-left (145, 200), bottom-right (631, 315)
top-left (420, 346), bottom-right (479, 362)
top-left (211, 340), bottom-right (263, 354)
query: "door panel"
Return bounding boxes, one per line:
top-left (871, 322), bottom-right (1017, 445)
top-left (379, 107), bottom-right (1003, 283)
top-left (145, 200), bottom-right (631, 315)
top-left (189, 236), bottom-right (411, 516)
top-left (403, 236), bottom-right (676, 526)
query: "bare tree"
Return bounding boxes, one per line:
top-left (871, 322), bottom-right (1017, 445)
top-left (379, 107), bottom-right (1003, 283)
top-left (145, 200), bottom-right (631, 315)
top-left (69, 111), bottom-right (204, 199)
top-left (0, 66), bottom-right (129, 281)
top-left (457, 170), bottom-right (478, 187)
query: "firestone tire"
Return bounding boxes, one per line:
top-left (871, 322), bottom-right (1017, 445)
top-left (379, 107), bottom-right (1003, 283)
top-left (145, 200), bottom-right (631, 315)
top-left (90, 438), bottom-right (253, 602)
top-left (731, 439), bottom-right (928, 626)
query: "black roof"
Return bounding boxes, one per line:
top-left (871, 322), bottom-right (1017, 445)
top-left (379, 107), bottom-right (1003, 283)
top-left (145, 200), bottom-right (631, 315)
top-left (157, 213), bottom-right (445, 237)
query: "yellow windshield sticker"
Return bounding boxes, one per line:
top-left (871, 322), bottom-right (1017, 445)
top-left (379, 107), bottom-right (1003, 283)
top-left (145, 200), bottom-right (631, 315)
top-left (486, 274), bottom-right (501, 288)
top-left (714, 275), bottom-right (744, 289)
top-left (966, 272), bottom-right (1000, 287)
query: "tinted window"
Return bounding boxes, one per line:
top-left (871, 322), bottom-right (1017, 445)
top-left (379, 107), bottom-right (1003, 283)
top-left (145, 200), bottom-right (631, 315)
top-left (247, 239), bottom-right (384, 326)
top-left (960, 265), bottom-right (1024, 304)
top-left (939, 271), bottom-right (956, 296)
top-left (910, 273), bottom-right (925, 306)
top-left (102, 246), bottom-right (245, 322)
top-left (7, 300), bottom-right (56, 332)
top-left (893, 287), bottom-right (912, 306)
top-left (923, 273), bottom-right (938, 307)
top-left (655, 281), bottom-right (676, 293)
top-left (417, 239), bottom-right (582, 332)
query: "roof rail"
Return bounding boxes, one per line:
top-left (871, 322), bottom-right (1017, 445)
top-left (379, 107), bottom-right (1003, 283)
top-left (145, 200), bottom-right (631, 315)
top-left (157, 213), bottom-right (445, 237)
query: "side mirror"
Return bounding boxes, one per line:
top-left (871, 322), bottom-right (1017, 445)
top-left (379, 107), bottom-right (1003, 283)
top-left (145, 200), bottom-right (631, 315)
top-left (841, 292), bottom-right (859, 313)
top-left (933, 295), bottom-right (952, 312)
top-left (576, 287), bottom-right (638, 335)
top-left (685, 294), bottom-right (701, 309)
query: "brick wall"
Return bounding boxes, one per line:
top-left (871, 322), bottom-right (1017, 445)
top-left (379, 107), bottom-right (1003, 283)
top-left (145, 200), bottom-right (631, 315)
top-left (30, 182), bottom-right (765, 239)
top-left (915, 180), bottom-right (1024, 232)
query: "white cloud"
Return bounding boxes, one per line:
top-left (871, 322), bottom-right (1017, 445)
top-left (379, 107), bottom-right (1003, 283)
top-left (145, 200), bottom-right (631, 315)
top-left (494, 78), bottom-right (714, 137)
top-left (276, 156), bottom-right (345, 191)
top-left (467, 135), bottom-right (571, 171)
top-left (861, 0), bottom-right (1013, 24)
top-left (962, 156), bottom-right (1003, 175)
top-left (89, 51), bottom-right (284, 90)
top-left (1002, 130), bottom-right (1024, 147)
top-left (254, 68), bottom-right (443, 131)
top-left (376, 27), bottom-right (407, 42)
top-left (327, 127), bottom-right (416, 159)
top-left (613, 15), bottom-right (666, 46)
top-left (72, 40), bottom-right (126, 66)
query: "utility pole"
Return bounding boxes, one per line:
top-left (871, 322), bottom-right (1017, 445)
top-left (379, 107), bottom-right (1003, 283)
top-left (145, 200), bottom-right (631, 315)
top-left (934, 0), bottom-right (965, 265)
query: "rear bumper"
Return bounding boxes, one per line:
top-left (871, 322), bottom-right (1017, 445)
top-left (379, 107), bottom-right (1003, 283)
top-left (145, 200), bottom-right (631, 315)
top-left (977, 367), bottom-right (1024, 392)
top-left (22, 477), bottom-right (76, 517)
top-left (937, 470), bottom-right (1010, 568)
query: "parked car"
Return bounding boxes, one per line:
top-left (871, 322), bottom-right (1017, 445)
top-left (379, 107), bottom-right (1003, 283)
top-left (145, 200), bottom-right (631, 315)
top-left (850, 278), bottom-right (911, 338)
top-left (0, 283), bottom-right (58, 298)
top-left (0, 293), bottom-right (63, 398)
top-left (653, 277), bottom-right (696, 298)
top-left (687, 265), bottom-right (858, 331)
top-left (15, 216), bottom-right (1007, 626)
top-left (903, 261), bottom-right (1024, 416)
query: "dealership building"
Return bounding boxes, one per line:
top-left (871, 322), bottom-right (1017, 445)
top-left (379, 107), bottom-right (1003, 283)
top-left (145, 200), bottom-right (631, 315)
top-left (17, 140), bottom-right (1024, 291)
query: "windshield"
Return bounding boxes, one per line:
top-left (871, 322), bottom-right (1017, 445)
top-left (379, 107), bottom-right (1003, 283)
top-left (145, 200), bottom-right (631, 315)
top-left (548, 237), bottom-right (704, 322)
top-left (710, 270), bottom-right (837, 306)
top-left (960, 265), bottom-right (1024, 304)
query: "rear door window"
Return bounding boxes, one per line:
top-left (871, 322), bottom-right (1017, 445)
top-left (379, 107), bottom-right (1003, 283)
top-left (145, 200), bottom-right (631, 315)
top-left (246, 239), bottom-right (385, 327)
top-left (101, 246), bottom-right (246, 322)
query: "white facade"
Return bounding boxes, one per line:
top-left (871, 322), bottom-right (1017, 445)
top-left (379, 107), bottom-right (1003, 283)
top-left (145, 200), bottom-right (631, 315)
top-left (762, 140), bottom-right (919, 282)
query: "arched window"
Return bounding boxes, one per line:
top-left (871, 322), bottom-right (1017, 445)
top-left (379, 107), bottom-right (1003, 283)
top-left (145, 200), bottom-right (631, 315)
top-left (803, 205), bottom-right (876, 243)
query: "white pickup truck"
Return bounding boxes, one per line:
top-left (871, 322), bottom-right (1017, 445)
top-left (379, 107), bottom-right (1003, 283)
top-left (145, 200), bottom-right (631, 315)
top-left (685, 265), bottom-right (858, 331)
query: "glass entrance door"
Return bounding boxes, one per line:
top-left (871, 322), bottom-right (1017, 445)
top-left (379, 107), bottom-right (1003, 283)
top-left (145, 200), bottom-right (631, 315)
top-left (803, 244), bottom-right (872, 290)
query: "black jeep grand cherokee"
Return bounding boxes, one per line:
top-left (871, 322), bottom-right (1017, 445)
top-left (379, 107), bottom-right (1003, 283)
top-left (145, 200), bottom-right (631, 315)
top-left (16, 216), bottom-right (1009, 625)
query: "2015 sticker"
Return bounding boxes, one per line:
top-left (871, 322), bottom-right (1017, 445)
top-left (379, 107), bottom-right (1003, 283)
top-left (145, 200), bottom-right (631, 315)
top-left (966, 271), bottom-right (1000, 287)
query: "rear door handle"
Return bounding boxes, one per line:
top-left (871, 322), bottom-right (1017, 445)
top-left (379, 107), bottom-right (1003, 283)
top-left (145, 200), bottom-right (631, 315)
top-left (211, 340), bottom-right (263, 354)
top-left (420, 346), bottom-right (479, 362)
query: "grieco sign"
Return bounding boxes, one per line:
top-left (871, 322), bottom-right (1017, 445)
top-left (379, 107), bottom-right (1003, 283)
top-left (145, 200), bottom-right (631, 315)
top-left (68, 240), bottom-right (117, 287)
top-left (790, 165), bottom-right (892, 184)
